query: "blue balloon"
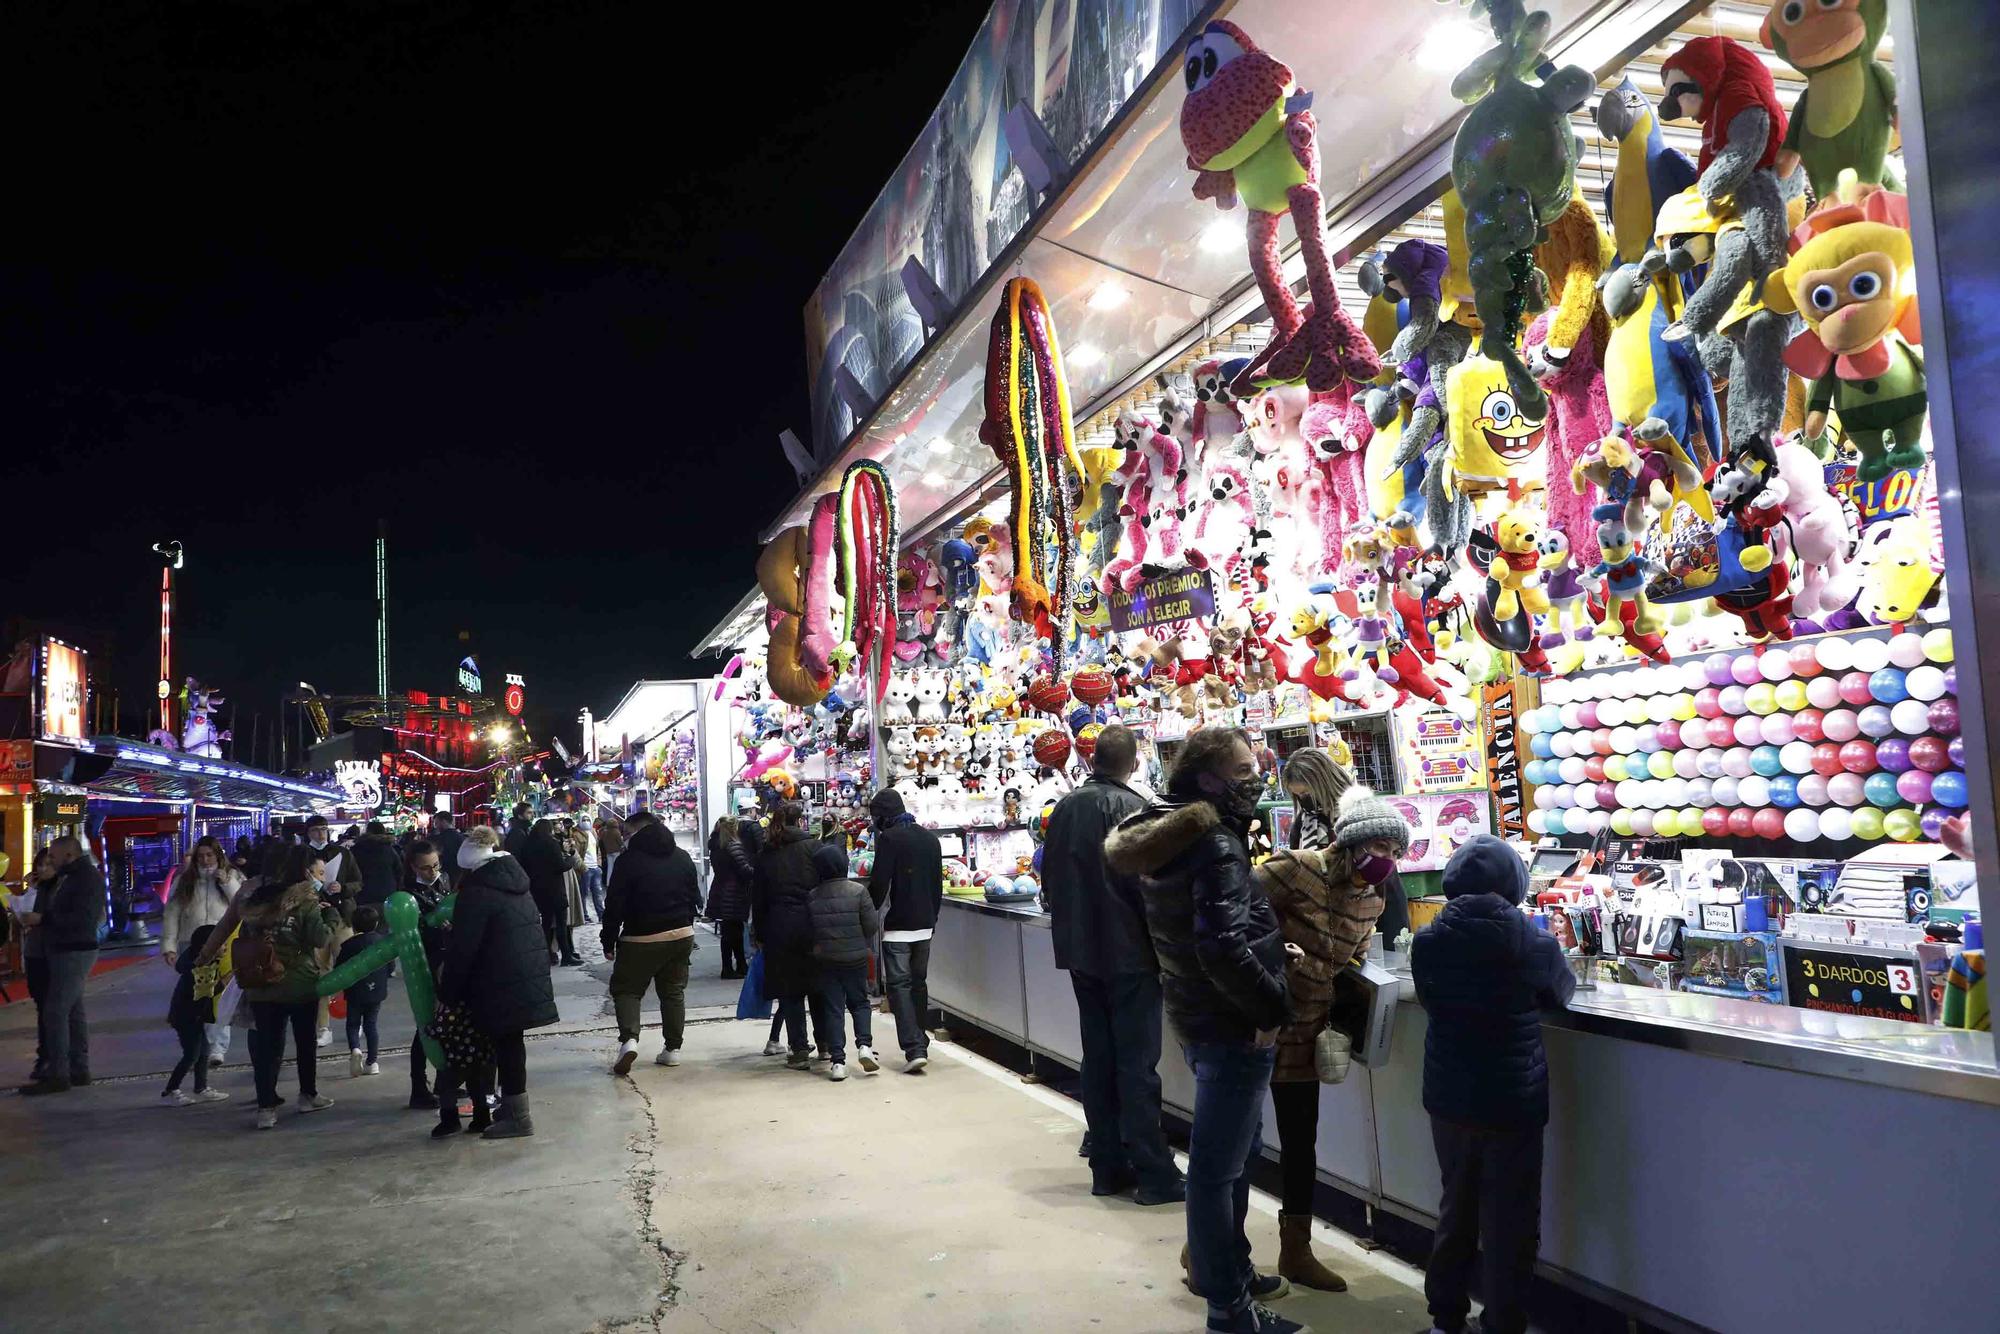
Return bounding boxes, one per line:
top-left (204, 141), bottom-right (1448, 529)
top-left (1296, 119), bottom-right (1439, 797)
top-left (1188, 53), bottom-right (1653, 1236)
top-left (1545, 809), bottom-right (1567, 836)
top-left (1863, 771), bottom-right (1903, 808)
top-left (1868, 667), bottom-right (1909, 704)
top-left (1751, 745), bottom-right (1785, 777)
top-left (1530, 734), bottom-right (1555, 758)
top-left (1931, 769), bottom-right (1969, 809)
top-left (1769, 774), bottom-right (1801, 809)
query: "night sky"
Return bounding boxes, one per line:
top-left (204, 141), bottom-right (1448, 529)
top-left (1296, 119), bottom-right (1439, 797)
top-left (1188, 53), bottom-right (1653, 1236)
top-left (11, 0), bottom-right (988, 761)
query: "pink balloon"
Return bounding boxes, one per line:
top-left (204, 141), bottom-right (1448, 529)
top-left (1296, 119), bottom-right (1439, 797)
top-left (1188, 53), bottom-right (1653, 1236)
top-left (1838, 672), bottom-right (1876, 707)
top-left (1805, 677), bottom-right (1843, 710)
top-left (1760, 714), bottom-right (1797, 746)
top-left (1821, 709), bottom-right (1861, 743)
top-left (1656, 721), bottom-right (1683, 750)
top-left (1897, 770), bottom-right (1935, 804)
top-left (1827, 772), bottom-right (1867, 807)
top-left (1706, 717), bottom-right (1738, 748)
top-left (1731, 654), bottom-right (1764, 686)
top-left (1734, 716), bottom-right (1765, 746)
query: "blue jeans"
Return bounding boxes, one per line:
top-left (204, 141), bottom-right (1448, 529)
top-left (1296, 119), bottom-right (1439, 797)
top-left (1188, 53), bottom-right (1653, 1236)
top-left (1182, 1039), bottom-right (1277, 1320)
top-left (881, 939), bottom-right (931, 1060)
top-left (816, 961), bottom-right (872, 1063)
top-left (345, 999), bottom-right (382, 1062)
top-left (581, 867), bottom-right (605, 920)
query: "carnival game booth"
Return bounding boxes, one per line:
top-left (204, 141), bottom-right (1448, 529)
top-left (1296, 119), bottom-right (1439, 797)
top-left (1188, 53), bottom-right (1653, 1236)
top-left (588, 678), bottom-right (727, 867)
top-left (694, 0), bottom-right (2000, 1327)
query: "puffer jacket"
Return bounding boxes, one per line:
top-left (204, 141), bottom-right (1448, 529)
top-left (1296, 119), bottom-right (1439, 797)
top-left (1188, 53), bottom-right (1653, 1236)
top-left (440, 852), bottom-right (558, 1036)
top-left (1042, 775), bottom-right (1152, 977)
top-left (161, 867), bottom-right (242, 956)
top-left (352, 833), bottom-right (402, 905)
top-left (705, 828), bottom-right (755, 923)
top-left (602, 821), bottom-right (702, 948)
top-left (1411, 836), bottom-right (1576, 1129)
top-left (1257, 848), bottom-right (1383, 1084)
top-left (1104, 799), bottom-right (1290, 1046)
top-left (751, 825), bottom-right (820, 1001)
top-left (237, 881), bottom-right (340, 1006)
top-left (809, 876), bottom-right (881, 967)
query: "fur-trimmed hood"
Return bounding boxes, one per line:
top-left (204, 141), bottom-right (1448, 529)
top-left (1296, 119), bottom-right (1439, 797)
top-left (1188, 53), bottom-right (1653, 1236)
top-left (1105, 800), bottom-right (1222, 877)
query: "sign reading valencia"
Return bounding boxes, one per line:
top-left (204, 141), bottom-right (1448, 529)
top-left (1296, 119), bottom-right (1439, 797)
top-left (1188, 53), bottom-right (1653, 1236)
top-left (1107, 567), bottom-right (1216, 634)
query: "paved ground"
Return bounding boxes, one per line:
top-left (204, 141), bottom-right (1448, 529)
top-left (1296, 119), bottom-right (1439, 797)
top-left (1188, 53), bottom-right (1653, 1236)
top-left (0, 933), bottom-right (1442, 1334)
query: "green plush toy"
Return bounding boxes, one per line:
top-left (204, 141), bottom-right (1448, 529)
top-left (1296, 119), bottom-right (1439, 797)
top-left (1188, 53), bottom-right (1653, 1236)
top-left (1761, 0), bottom-right (1899, 198)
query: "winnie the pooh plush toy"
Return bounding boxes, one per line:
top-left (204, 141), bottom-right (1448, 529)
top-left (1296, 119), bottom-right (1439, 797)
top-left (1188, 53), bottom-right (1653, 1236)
top-left (1487, 509), bottom-right (1560, 622)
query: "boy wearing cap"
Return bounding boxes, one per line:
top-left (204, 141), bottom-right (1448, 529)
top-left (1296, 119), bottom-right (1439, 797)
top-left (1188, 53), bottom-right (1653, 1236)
top-left (1410, 835), bottom-right (1575, 1334)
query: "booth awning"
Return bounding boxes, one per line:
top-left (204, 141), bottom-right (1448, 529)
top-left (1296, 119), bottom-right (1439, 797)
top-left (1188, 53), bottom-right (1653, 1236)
top-left (68, 738), bottom-right (346, 813)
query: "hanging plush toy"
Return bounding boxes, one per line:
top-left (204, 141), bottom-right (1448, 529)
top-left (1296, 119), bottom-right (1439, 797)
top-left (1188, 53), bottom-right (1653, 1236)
top-left (1299, 386), bottom-right (1370, 581)
top-left (979, 276), bottom-right (1085, 649)
top-left (1591, 514), bottom-right (1668, 650)
top-left (1765, 198), bottom-right (1925, 482)
top-left (1524, 195), bottom-right (1616, 567)
top-left (754, 512), bottom-right (832, 709)
top-left (1761, 0), bottom-right (1899, 197)
top-left (1597, 76), bottom-right (1699, 268)
top-left (1179, 20), bottom-right (1380, 394)
top-left (1657, 36), bottom-right (1792, 470)
top-left (1772, 437), bottom-right (1861, 623)
top-left (1446, 0), bottom-right (1596, 419)
top-left (1699, 461), bottom-right (1796, 640)
top-left (1853, 514), bottom-right (1942, 624)
top-left (1486, 507), bottom-right (1562, 622)
top-left (1077, 446), bottom-right (1128, 586)
top-left (833, 461), bottom-right (899, 704)
top-left (1425, 354), bottom-right (1550, 558)
top-left (1190, 455), bottom-right (1255, 576)
top-left (1570, 420), bottom-right (1704, 545)
top-left (1190, 358), bottom-right (1250, 455)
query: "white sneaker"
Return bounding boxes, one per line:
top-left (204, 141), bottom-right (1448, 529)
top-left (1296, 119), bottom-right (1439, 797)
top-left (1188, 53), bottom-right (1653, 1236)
top-left (162, 1089), bottom-right (193, 1106)
top-left (856, 1046), bottom-right (880, 1074)
top-left (193, 1088), bottom-right (230, 1104)
top-left (655, 1049), bottom-right (681, 1067)
top-left (316, 1028), bottom-right (332, 1048)
top-left (613, 1039), bottom-right (639, 1076)
top-left (255, 1108), bottom-right (279, 1130)
top-left (349, 1049), bottom-right (365, 1078)
top-left (298, 1094), bottom-right (334, 1114)
top-left (829, 1062), bottom-right (848, 1082)
top-left (762, 1039), bottom-right (783, 1057)
top-left (905, 1055), bottom-right (929, 1074)
top-left (362, 1062), bottom-right (380, 1076)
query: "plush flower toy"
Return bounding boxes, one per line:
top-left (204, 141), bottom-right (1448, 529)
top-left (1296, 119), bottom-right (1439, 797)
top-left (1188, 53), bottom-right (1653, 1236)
top-left (1179, 20), bottom-right (1379, 395)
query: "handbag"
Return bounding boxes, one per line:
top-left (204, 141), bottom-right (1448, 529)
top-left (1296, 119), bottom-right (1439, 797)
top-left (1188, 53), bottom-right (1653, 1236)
top-left (735, 949), bottom-right (770, 1020)
top-left (1314, 1025), bottom-right (1353, 1084)
top-left (429, 1000), bottom-right (493, 1071)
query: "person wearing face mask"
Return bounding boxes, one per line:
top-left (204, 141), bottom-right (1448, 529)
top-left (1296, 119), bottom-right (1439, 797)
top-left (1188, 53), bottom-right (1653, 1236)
top-left (163, 837), bottom-right (244, 1065)
top-left (1256, 765), bottom-right (1411, 1294)
top-left (1105, 728), bottom-right (1302, 1334)
top-left (289, 815), bottom-right (359, 1048)
top-left (401, 840), bottom-right (453, 1110)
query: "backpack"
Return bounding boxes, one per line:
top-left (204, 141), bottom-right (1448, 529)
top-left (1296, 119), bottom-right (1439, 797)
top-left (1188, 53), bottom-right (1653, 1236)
top-left (231, 927), bottom-right (285, 988)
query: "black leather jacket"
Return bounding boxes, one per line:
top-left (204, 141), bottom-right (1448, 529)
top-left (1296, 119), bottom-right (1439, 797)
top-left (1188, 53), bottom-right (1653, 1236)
top-left (1105, 798), bottom-right (1291, 1045)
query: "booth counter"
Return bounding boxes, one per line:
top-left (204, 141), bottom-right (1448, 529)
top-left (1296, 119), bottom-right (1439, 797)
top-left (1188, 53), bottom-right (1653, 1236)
top-left (930, 894), bottom-right (2000, 1333)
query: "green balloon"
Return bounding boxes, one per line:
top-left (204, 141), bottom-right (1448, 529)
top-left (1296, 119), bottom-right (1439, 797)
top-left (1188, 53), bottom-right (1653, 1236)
top-left (316, 890), bottom-right (452, 1070)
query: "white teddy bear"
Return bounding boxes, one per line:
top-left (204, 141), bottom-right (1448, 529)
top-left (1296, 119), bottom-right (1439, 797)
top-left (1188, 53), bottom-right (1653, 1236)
top-left (913, 670), bottom-right (948, 723)
top-left (881, 675), bottom-right (917, 724)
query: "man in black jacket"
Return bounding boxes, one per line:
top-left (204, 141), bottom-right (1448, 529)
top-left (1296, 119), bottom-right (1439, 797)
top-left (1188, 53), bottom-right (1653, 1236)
top-left (19, 836), bottom-right (107, 1096)
top-left (428, 812), bottom-right (465, 888)
top-left (1104, 728), bottom-right (1300, 1334)
top-left (402, 839), bottom-right (452, 1110)
top-left (602, 811), bottom-right (704, 1076)
top-left (1411, 835), bottom-right (1574, 1334)
top-left (353, 821), bottom-right (402, 906)
top-left (502, 803), bottom-right (534, 856)
top-left (1043, 725), bottom-right (1180, 1203)
top-left (517, 819), bottom-right (581, 966)
top-left (865, 788), bottom-right (943, 1072)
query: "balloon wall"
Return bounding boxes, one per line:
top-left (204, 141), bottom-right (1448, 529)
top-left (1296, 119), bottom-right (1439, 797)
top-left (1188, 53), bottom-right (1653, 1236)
top-left (1521, 629), bottom-right (1960, 845)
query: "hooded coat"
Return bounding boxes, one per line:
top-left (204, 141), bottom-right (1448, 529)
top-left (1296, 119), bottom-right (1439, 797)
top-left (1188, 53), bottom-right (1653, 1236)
top-left (1103, 799), bottom-right (1290, 1046)
top-left (1256, 847), bottom-right (1384, 1084)
top-left (440, 851), bottom-right (558, 1036)
top-left (1410, 835), bottom-right (1576, 1129)
top-left (517, 827), bottom-right (575, 917)
top-left (705, 826), bottom-right (756, 923)
top-left (236, 880), bottom-right (340, 1006)
top-left (752, 824), bottom-right (821, 1000)
top-left (601, 820), bottom-right (702, 949)
top-left (809, 845), bottom-right (881, 968)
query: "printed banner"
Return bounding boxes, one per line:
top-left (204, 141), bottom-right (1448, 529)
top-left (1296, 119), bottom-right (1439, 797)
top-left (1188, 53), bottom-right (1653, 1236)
top-left (1778, 942), bottom-right (1928, 1023)
top-left (1107, 567), bottom-right (1216, 633)
top-left (1482, 681), bottom-right (1527, 839)
top-left (1393, 706), bottom-right (1485, 794)
top-left (1383, 792), bottom-right (1493, 874)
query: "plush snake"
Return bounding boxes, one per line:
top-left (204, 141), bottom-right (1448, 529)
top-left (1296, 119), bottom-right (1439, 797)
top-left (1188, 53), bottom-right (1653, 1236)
top-left (835, 460), bottom-right (899, 706)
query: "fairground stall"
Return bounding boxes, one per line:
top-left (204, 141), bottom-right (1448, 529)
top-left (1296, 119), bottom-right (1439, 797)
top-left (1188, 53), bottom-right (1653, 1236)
top-left (583, 678), bottom-right (730, 865)
top-left (694, 2), bottom-right (2000, 1328)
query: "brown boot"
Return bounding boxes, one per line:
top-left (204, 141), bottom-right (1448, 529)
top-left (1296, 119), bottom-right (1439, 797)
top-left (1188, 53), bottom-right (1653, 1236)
top-left (1278, 1212), bottom-right (1348, 1291)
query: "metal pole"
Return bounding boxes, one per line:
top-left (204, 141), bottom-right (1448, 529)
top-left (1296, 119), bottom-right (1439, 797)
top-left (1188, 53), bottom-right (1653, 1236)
top-left (375, 519), bottom-right (390, 697)
top-left (1890, 0), bottom-right (2000, 1065)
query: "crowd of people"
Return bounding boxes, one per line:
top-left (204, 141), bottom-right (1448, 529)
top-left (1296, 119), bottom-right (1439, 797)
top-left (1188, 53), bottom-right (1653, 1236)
top-left (8, 730), bottom-right (1569, 1334)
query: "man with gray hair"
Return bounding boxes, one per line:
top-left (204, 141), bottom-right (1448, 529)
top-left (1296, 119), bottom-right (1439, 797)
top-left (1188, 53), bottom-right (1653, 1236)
top-left (19, 836), bottom-right (106, 1096)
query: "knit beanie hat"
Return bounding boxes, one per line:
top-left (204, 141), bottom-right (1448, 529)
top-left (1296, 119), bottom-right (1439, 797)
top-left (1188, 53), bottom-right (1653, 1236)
top-left (1333, 786), bottom-right (1411, 854)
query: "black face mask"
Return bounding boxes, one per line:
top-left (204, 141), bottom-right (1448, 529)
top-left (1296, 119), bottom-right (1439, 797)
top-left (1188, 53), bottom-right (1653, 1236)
top-left (1215, 775), bottom-right (1265, 818)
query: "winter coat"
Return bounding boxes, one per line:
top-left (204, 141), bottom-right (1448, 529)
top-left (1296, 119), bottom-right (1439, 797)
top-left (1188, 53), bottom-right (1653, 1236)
top-left (336, 928), bottom-right (394, 1007)
top-left (430, 827), bottom-right (466, 885)
top-left (406, 873), bottom-right (452, 967)
top-left (1042, 775), bottom-right (1152, 977)
top-left (867, 817), bottom-right (943, 934)
top-left (352, 833), bottom-right (403, 906)
top-left (1411, 837), bottom-right (1575, 1129)
top-left (517, 829), bottom-right (575, 914)
top-left (236, 881), bottom-right (340, 1006)
top-left (705, 828), bottom-right (755, 923)
top-left (283, 842), bottom-right (360, 924)
top-left (41, 857), bottom-right (109, 952)
top-left (162, 867), bottom-right (241, 956)
top-left (602, 821), bottom-right (702, 949)
top-left (752, 825), bottom-right (820, 1000)
top-left (810, 876), bottom-right (881, 967)
top-left (1104, 800), bottom-right (1291, 1046)
top-left (1257, 849), bottom-right (1384, 1084)
top-left (502, 818), bottom-right (533, 857)
top-left (439, 853), bottom-right (558, 1036)
top-left (167, 942), bottom-right (213, 1029)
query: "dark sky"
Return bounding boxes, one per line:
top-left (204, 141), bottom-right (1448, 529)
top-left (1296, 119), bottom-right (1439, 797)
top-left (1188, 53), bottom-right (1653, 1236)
top-left (10, 0), bottom-right (987, 762)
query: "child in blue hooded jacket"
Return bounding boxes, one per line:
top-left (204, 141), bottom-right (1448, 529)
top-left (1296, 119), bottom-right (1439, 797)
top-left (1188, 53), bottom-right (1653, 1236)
top-left (1410, 834), bottom-right (1575, 1334)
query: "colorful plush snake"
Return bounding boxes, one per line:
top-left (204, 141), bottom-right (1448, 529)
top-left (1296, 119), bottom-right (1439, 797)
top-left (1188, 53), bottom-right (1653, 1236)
top-left (978, 276), bottom-right (1085, 662)
top-left (835, 460), bottom-right (899, 705)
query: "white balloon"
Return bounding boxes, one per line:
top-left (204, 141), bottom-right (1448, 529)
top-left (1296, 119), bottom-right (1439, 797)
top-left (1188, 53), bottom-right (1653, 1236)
top-left (1816, 636), bottom-right (1855, 672)
top-left (1610, 725), bottom-right (1639, 754)
top-left (1819, 807), bottom-right (1853, 841)
top-left (1891, 699), bottom-right (1931, 735)
top-left (1905, 666), bottom-right (1946, 702)
top-left (1574, 782), bottom-right (1601, 809)
top-left (1697, 749), bottom-right (1727, 779)
top-left (1759, 652), bottom-right (1793, 682)
top-left (1679, 660), bottom-right (1710, 691)
top-left (1850, 637), bottom-right (1891, 674)
top-left (1662, 778), bottom-right (1688, 806)
top-left (1534, 786), bottom-right (1557, 810)
top-left (1560, 702), bottom-right (1584, 729)
top-left (1528, 810), bottom-right (1550, 834)
top-left (1784, 808), bottom-right (1821, 842)
top-left (1686, 777), bottom-right (1714, 806)
top-left (1780, 741), bottom-right (1815, 774)
top-left (1674, 749), bottom-right (1702, 779)
top-left (1887, 633), bottom-right (1926, 669)
top-left (1559, 756), bottom-right (1588, 785)
top-left (1549, 731), bottom-right (1576, 758)
top-left (1739, 775), bottom-right (1772, 807)
top-left (1597, 698), bottom-right (1625, 726)
top-left (1631, 809), bottom-right (1657, 836)
top-left (1648, 695), bottom-right (1675, 723)
top-left (1713, 776), bottom-right (1741, 806)
top-left (1616, 780), bottom-right (1644, 809)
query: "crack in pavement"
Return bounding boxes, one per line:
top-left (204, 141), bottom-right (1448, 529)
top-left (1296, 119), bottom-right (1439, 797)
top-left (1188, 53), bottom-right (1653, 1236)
top-left (593, 1071), bottom-right (689, 1333)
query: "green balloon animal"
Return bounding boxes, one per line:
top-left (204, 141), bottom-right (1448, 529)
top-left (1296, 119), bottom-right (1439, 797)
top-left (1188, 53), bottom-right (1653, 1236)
top-left (1442, 0), bottom-right (1596, 420)
top-left (316, 889), bottom-right (454, 1069)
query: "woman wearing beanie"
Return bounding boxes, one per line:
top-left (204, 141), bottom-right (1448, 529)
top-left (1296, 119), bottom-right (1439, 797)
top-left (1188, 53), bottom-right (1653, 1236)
top-left (1256, 768), bottom-right (1411, 1292)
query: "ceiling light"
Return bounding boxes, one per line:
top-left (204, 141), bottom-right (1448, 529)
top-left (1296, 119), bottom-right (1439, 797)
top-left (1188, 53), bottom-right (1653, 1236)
top-left (1088, 283), bottom-right (1128, 311)
top-left (1417, 19), bottom-right (1486, 71)
top-left (1200, 219), bottom-right (1242, 254)
top-left (1069, 344), bottom-right (1103, 367)
top-left (927, 437), bottom-right (952, 454)
top-left (922, 471), bottom-right (946, 487)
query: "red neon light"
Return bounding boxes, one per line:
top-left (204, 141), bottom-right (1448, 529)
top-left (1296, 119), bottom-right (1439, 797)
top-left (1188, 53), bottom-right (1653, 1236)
top-left (159, 566), bottom-right (173, 734)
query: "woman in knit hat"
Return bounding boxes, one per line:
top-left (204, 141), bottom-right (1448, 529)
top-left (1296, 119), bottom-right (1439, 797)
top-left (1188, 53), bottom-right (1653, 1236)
top-left (1254, 764), bottom-right (1411, 1293)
